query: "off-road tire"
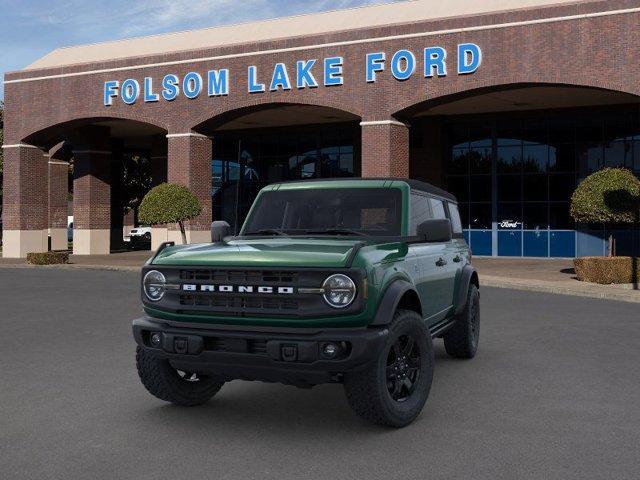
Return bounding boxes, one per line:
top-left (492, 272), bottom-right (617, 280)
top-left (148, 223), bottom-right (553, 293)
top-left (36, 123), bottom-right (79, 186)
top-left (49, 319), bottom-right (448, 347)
top-left (343, 309), bottom-right (434, 427)
top-left (443, 284), bottom-right (480, 359)
top-left (136, 347), bottom-right (224, 406)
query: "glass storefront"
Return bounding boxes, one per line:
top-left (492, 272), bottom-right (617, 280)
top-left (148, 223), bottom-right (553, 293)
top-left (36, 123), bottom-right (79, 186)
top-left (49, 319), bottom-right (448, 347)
top-left (211, 123), bottom-right (359, 233)
top-left (444, 106), bottom-right (640, 257)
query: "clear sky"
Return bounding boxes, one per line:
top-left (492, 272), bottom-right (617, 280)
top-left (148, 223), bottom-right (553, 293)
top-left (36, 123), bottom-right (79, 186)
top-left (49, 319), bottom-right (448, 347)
top-left (0, 0), bottom-right (398, 100)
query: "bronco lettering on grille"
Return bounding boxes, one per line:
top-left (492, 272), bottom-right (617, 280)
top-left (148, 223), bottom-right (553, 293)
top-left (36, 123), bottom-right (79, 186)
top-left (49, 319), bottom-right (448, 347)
top-left (182, 284), bottom-right (295, 294)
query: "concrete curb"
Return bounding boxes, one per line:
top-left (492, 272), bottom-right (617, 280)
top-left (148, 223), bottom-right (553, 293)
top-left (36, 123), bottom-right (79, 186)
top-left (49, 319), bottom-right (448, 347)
top-left (481, 275), bottom-right (640, 304)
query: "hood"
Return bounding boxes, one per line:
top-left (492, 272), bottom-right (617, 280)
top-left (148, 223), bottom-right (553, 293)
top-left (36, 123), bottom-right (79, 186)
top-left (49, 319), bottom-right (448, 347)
top-left (151, 238), bottom-right (364, 268)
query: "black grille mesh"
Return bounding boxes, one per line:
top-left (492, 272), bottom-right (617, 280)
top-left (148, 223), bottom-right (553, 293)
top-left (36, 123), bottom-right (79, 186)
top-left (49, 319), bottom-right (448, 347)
top-left (179, 294), bottom-right (299, 311)
top-left (179, 270), bottom-right (298, 284)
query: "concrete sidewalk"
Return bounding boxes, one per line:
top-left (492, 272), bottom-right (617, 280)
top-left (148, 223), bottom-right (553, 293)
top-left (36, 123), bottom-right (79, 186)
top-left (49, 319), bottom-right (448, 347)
top-left (1, 251), bottom-right (639, 303)
top-left (473, 258), bottom-right (640, 303)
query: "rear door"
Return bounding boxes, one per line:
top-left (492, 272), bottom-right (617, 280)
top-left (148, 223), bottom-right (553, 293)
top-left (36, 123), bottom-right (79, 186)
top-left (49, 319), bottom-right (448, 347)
top-left (427, 197), bottom-right (458, 314)
top-left (445, 201), bottom-right (469, 306)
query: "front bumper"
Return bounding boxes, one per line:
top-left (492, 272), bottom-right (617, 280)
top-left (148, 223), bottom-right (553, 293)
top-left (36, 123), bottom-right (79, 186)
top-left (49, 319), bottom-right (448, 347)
top-left (133, 316), bottom-right (388, 387)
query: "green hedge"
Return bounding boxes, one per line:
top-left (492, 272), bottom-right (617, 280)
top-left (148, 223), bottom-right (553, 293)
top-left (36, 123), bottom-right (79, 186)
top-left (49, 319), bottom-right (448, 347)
top-left (27, 251), bottom-right (70, 265)
top-left (574, 256), bottom-right (640, 284)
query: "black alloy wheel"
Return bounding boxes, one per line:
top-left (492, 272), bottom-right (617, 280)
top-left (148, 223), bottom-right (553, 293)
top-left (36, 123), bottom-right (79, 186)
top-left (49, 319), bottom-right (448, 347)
top-left (386, 335), bottom-right (421, 402)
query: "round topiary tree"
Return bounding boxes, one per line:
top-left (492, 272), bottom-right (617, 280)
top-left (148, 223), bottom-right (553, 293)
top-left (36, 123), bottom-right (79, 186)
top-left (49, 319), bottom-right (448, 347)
top-left (570, 168), bottom-right (640, 256)
top-left (138, 183), bottom-right (202, 244)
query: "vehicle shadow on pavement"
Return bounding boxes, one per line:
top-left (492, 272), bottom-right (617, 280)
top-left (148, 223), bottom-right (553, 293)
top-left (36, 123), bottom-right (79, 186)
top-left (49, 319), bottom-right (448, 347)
top-left (131, 343), bottom-right (462, 434)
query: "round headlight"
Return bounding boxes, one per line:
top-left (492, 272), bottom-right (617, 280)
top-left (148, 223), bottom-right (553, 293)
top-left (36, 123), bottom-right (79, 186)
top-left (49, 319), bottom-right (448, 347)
top-left (322, 274), bottom-right (356, 308)
top-left (143, 270), bottom-right (166, 302)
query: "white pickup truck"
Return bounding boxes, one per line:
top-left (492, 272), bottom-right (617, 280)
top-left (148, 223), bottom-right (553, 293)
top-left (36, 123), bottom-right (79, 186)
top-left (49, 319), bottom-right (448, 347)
top-left (124, 226), bottom-right (152, 248)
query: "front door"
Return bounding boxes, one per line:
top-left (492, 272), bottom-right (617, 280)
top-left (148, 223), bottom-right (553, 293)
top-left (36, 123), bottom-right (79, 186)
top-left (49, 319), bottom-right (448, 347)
top-left (410, 242), bottom-right (455, 324)
top-left (409, 194), bottom-right (457, 324)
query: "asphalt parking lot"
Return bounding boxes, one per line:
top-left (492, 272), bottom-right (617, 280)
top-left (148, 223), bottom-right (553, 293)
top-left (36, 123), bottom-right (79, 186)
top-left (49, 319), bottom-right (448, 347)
top-left (1, 268), bottom-right (638, 480)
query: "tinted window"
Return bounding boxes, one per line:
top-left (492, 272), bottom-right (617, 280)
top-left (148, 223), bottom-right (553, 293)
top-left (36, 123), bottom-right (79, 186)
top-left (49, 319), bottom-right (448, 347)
top-left (448, 203), bottom-right (463, 234)
top-left (410, 193), bottom-right (432, 235)
top-left (243, 188), bottom-right (403, 236)
top-left (429, 198), bottom-right (447, 219)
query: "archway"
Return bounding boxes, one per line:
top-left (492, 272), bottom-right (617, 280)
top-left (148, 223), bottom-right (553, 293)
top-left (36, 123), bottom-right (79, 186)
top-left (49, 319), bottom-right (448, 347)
top-left (193, 103), bottom-right (361, 233)
top-left (20, 118), bottom-right (167, 255)
top-left (395, 84), bottom-right (640, 258)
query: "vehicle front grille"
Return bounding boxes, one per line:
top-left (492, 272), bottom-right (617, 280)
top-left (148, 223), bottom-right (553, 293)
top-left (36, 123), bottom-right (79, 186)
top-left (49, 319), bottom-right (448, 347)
top-left (144, 267), bottom-right (364, 319)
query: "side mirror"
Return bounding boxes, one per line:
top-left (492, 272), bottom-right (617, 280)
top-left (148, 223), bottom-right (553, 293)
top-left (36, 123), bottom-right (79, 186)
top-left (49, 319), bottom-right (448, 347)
top-left (417, 219), bottom-right (452, 243)
top-left (211, 221), bottom-right (231, 243)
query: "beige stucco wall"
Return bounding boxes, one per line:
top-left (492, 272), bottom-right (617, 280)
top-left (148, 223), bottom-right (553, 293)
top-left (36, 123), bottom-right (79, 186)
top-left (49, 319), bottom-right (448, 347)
top-left (2, 230), bottom-right (48, 258)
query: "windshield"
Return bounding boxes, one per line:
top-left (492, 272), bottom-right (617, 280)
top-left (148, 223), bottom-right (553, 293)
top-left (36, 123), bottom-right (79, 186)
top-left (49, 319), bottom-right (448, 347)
top-left (242, 188), bottom-right (403, 236)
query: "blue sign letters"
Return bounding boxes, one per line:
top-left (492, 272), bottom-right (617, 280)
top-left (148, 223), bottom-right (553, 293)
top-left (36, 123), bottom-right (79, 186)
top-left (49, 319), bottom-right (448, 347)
top-left (103, 43), bottom-right (482, 106)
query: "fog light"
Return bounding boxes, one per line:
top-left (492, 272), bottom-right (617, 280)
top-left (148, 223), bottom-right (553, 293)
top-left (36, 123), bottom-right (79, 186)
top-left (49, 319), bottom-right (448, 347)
top-left (322, 343), bottom-right (339, 359)
top-left (150, 332), bottom-right (162, 348)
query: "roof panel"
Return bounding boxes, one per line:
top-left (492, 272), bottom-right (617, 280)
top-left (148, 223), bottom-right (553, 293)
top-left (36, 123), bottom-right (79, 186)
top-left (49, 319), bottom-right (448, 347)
top-left (25, 0), bottom-right (585, 70)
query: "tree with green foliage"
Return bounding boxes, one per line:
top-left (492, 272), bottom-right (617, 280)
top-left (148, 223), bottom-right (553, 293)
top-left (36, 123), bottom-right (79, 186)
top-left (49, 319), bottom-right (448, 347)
top-left (570, 167), bottom-right (640, 256)
top-left (138, 183), bottom-right (202, 244)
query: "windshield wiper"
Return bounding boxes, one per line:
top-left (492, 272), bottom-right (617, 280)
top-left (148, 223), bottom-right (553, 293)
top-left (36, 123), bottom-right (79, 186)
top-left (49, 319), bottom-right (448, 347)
top-left (244, 228), bottom-right (289, 237)
top-left (305, 228), bottom-right (367, 237)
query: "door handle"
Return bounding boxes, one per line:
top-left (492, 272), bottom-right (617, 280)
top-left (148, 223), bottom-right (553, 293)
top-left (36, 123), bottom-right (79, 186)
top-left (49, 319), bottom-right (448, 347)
top-left (435, 257), bottom-right (447, 267)
top-left (453, 255), bottom-right (462, 263)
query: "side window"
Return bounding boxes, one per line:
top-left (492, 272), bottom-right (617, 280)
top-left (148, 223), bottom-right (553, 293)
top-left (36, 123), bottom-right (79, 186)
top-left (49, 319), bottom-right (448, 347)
top-left (448, 203), bottom-right (463, 234)
top-left (410, 193), bottom-right (432, 234)
top-left (429, 198), bottom-right (446, 220)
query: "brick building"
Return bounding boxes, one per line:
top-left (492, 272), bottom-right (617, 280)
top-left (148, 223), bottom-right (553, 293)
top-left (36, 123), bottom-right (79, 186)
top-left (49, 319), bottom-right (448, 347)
top-left (3, 0), bottom-right (640, 258)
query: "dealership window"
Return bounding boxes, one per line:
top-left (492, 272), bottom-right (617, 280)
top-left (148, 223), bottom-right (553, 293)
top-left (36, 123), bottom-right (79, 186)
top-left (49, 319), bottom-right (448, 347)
top-left (212, 124), bottom-right (359, 233)
top-left (444, 106), bottom-right (640, 257)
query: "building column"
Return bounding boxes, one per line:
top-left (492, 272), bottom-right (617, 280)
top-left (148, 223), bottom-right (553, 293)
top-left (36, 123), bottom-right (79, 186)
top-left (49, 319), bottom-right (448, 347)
top-left (48, 144), bottom-right (70, 251)
top-left (1, 143), bottom-right (49, 258)
top-left (72, 126), bottom-right (112, 255)
top-left (150, 134), bottom-right (169, 250)
top-left (166, 132), bottom-right (212, 245)
top-left (360, 120), bottom-right (410, 178)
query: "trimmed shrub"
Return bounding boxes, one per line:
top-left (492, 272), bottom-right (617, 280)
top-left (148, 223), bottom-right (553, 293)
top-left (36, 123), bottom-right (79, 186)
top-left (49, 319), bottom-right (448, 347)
top-left (573, 256), bottom-right (640, 284)
top-left (138, 183), bottom-right (202, 244)
top-left (571, 168), bottom-right (640, 224)
top-left (27, 251), bottom-right (70, 265)
top-left (570, 168), bottom-right (640, 256)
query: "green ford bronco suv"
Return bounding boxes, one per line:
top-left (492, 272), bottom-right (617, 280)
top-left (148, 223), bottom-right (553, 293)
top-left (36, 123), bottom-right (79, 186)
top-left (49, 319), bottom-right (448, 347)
top-left (133, 178), bottom-right (479, 427)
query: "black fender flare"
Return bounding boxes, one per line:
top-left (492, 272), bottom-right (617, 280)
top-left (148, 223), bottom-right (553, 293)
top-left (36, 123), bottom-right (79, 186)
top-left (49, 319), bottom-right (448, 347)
top-left (370, 280), bottom-right (421, 326)
top-left (454, 265), bottom-right (479, 316)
